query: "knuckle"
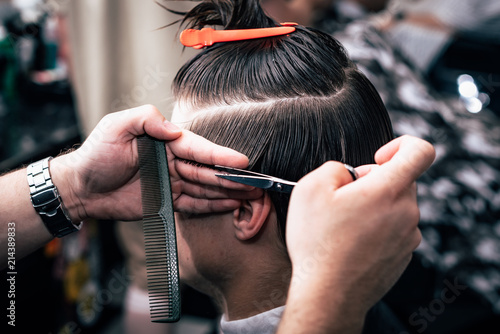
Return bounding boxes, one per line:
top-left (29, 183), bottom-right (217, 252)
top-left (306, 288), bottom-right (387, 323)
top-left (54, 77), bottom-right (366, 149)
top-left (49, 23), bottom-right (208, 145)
top-left (412, 229), bottom-right (422, 250)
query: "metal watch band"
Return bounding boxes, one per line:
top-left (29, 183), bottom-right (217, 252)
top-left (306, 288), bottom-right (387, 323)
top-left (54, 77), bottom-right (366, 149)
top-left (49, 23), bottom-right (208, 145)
top-left (27, 157), bottom-right (82, 238)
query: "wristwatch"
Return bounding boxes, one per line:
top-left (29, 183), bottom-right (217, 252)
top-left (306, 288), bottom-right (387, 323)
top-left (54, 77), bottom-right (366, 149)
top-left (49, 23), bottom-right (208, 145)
top-left (27, 157), bottom-right (82, 238)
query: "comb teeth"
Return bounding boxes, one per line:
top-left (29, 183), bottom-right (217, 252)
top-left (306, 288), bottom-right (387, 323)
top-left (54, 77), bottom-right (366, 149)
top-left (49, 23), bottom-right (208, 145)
top-left (137, 135), bottom-right (181, 323)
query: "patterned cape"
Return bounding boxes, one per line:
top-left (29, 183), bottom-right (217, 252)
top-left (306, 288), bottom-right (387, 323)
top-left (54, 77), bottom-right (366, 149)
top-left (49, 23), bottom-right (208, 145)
top-left (318, 18), bottom-right (500, 312)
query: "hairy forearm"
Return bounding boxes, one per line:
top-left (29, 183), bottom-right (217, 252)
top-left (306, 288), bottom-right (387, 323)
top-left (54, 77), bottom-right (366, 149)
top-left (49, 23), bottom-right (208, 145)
top-left (0, 168), bottom-right (53, 269)
top-left (0, 154), bottom-right (84, 269)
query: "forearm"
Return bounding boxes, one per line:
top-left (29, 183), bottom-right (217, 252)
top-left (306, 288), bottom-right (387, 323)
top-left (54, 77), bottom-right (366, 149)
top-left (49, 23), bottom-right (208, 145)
top-left (0, 105), bottom-right (256, 269)
top-left (0, 155), bottom-right (84, 269)
top-left (0, 168), bottom-right (53, 269)
top-left (278, 271), bottom-right (365, 334)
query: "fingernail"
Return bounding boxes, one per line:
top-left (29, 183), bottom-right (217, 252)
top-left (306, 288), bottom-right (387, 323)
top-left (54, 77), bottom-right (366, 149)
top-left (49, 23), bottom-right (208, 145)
top-left (163, 120), bottom-right (181, 132)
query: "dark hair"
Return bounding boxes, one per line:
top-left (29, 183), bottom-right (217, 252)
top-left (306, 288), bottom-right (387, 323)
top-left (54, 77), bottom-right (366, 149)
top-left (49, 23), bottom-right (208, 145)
top-left (173, 0), bottom-right (394, 248)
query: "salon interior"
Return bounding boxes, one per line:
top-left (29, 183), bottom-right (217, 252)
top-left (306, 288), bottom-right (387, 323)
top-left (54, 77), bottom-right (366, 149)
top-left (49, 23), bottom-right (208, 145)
top-left (1, 0), bottom-right (499, 333)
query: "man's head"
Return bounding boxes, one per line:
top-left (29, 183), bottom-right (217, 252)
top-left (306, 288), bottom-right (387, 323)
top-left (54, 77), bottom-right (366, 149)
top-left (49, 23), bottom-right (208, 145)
top-left (170, 0), bottom-right (393, 309)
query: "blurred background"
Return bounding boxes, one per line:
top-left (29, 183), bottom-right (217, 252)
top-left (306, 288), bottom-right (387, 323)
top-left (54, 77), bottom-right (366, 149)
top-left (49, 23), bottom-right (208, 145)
top-left (1, 0), bottom-right (499, 333)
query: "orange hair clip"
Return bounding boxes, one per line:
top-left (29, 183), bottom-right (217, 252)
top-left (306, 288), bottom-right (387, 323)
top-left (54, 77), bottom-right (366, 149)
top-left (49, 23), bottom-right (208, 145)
top-left (180, 22), bottom-right (297, 49)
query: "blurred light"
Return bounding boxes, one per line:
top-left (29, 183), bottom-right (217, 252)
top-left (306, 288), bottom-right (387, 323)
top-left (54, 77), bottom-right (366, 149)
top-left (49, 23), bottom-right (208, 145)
top-left (459, 81), bottom-right (479, 98)
top-left (479, 92), bottom-right (491, 106)
top-left (457, 74), bottom-right (490, 114)
top-left (12, 0), bottom-right (41, 23)
top-left (0, 26), bottom-right (6, 41)
top-left (463, 97), bottom-right (483, 113)
top-left (457, 74), bottom-right (474, 85)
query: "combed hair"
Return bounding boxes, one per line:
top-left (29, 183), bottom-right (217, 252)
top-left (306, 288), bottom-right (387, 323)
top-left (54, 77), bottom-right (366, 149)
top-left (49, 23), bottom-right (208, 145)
top-left (173, 0), bottom-right (394, 247)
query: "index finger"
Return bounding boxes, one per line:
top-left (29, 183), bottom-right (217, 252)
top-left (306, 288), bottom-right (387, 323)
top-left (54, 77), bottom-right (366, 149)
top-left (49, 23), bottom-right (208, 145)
top-left (293, 161), bottom-right (355, 198)
top-left (354, 164), bottom-right (378, 179)
top-left (168, 129), bottom-right (249, 169)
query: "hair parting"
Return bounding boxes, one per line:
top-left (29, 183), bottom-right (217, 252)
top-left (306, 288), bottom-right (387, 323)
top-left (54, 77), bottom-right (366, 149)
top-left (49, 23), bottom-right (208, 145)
top-left (172, 0), bottom-right (394, 248)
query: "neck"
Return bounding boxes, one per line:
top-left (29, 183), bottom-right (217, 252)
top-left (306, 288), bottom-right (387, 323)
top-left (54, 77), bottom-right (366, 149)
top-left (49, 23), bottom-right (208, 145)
top-left (220, 249), bottom-right (291, 321)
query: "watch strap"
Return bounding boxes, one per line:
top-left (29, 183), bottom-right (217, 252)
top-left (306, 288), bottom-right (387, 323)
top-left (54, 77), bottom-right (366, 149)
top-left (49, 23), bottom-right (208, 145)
top-left (27, 157), bottom-right (82, 238)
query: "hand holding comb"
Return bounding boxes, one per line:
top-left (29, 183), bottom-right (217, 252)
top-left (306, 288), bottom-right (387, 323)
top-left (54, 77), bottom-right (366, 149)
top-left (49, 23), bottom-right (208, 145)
top-left (137, 135), bottom-right (181, 322)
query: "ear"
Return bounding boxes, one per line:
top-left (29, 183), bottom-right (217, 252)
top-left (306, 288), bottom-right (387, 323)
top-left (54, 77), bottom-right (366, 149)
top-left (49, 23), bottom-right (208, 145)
top-left (233, 193), bottom-right (273, 241)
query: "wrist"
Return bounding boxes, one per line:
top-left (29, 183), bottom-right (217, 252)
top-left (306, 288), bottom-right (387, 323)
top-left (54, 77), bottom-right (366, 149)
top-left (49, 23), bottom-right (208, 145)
top-left (49, 155), bottom-right (88, 222)
top-left (286, 268), bottom-right (367, 333)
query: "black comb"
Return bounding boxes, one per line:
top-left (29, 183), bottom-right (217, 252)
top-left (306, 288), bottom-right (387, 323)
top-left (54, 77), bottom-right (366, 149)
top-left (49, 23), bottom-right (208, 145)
top-left (137, 135), bottom-right (181, 322)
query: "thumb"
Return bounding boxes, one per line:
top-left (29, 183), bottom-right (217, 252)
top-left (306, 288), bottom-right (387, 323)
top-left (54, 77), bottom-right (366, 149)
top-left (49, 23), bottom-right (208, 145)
top-left (372, 135), bottom-right (435, 189)
top-left (139, 105), bottom-right (183, 141)
top-left (102, 104), bottom-right (183, 141)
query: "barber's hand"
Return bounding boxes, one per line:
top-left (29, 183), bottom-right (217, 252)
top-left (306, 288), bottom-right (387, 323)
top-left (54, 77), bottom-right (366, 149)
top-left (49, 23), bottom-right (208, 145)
top-left (50, 105), bottom-right (260, 222)
top-left (281, 135), bottom-right (435, 333)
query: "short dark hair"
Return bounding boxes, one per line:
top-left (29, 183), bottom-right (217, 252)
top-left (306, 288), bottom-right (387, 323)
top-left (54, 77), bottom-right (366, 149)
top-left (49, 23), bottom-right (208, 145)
top-left (173, 0), bottom-right (394, 247)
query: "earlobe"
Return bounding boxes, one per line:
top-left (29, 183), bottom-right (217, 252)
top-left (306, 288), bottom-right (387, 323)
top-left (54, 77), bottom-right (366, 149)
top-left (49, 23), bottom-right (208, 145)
top-left (233, 194), bottom-right (273, 241)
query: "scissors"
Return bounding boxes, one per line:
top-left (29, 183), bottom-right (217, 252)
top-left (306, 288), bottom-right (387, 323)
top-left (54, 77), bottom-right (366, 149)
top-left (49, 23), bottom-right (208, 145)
top-left (214, 166), bottom-right (297, 193)
top-left (214, 164), bottom-right (358, 194)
